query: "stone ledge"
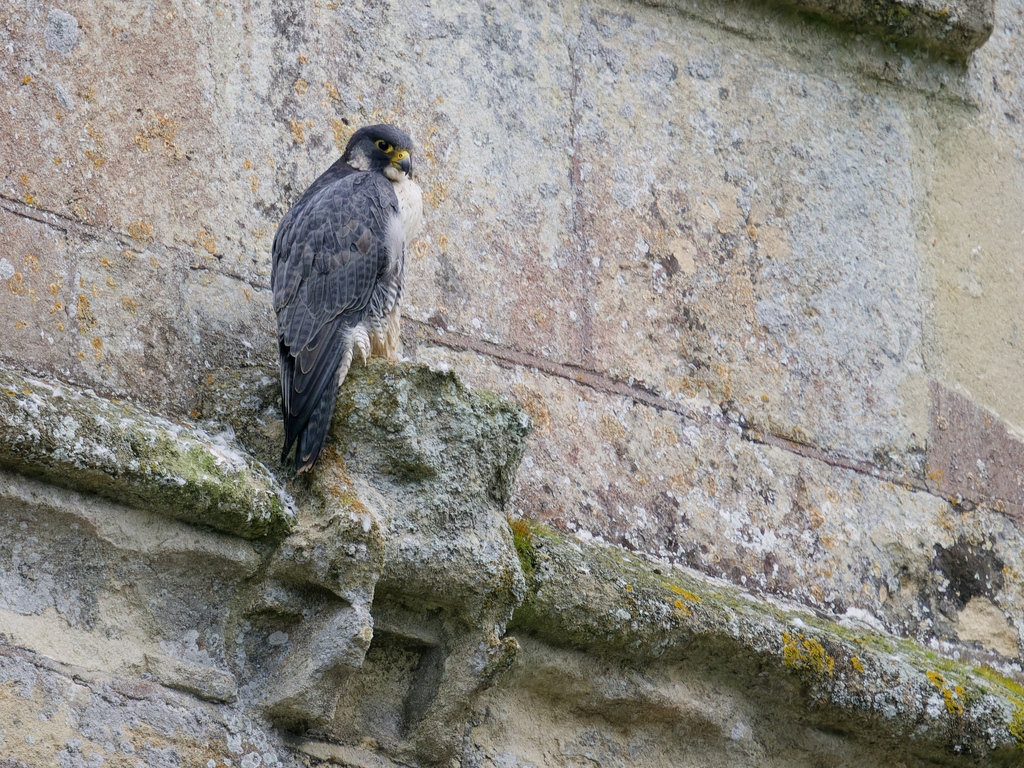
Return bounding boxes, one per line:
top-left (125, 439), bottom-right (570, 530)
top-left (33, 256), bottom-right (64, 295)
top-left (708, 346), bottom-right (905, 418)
top-left (0, 367), bottom-right (294, 539)
top-left (778, 0), bottom-right (992, 61)
top-left (650, 0), bottom-right (995, 62)
top-left (510, 525), bottom-right (1024, 760)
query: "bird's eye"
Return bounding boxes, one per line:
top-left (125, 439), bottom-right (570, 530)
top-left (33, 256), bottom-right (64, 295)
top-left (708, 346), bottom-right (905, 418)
top-left (375, 140), bottom-right (392, 153)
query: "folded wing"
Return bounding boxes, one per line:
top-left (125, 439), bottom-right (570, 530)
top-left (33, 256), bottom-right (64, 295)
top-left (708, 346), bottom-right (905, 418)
top-left (272, 172), bottom-right (401, 472)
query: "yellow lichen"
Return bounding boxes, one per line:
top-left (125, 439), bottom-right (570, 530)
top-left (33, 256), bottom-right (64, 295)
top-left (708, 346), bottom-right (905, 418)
top-left (926, 671), bottom-right (966, 717)
top-left (850, 656), bottom-right (865, 674)
top-left (1010, 707), bottom-right (1024, 745)
top-left (783, 632), bottom-right (835, 679)
top-left (664, 583), bottom-right (703, 603)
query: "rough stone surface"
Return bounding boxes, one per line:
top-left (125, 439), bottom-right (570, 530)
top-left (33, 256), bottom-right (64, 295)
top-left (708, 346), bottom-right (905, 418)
top-left (786, 0), bottom-right (994, 61)
top-left (0, 361), bottom-right (531, 767)
top-left (0, 367), bottom-right (294, 538)
top-left (503, 524), bottom-right (1024, 763)
top-left (1, 0), bottom-right (1024, 764)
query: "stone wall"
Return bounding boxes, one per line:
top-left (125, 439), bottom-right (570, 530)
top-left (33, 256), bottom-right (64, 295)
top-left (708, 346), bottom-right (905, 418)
top-left (2, 0), bottom-right (1024, 764)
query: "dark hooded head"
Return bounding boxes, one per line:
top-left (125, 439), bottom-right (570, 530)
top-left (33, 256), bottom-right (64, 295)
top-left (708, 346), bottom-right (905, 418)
top-left (342, 124), bottom-right (414, 178)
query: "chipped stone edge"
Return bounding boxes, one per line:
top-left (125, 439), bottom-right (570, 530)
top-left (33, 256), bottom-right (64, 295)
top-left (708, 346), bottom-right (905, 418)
top-left (772, 0), bottom-right (993, 61)
top-left (509, 525), bottom-right (1024, 757)
top-left (644, 0), bottom-right (994, 62)
top-left (0, 367), bottom-right (295, 539)
top-left (282, 737), bottom-right (406, 768)
top-left (144, 653), bottom-right (239, 704)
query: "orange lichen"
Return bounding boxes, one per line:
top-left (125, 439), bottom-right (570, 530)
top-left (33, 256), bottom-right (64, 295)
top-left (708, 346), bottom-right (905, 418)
top-left (134, 110), bottom-right (184, 160)
top-left (294, 79), bottom-right (309, 95)
top-left (76, 294), bottom-right (98, 332)
top-left (319, 446), bottom-right (370, 515)
top-left (8, 274), bottom-right (25, 295)
top-left (600, 413), bottom-right (627, 441)
top-left (128, 221), bottom-right (154, 243)
top-left (332, 118), bottom-right (353, 152)
top-left (82, 123), bottom-right (107, 166)
top-left (198, 231), bottom-right (217, 255)
top-left (290, 119), bottom-right (313, 144)
top-left (91, 337), bottom-right (103, 360)
top-left (508, 517), bottom-right (537, 574)
top-left (120, 296), bottom-right (137, 313)
top-left (511, 385), bottom-right (550, 434)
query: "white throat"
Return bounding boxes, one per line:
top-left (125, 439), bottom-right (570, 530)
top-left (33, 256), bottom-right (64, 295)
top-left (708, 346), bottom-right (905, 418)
top-left (391, 174), bottom-right (423, 244)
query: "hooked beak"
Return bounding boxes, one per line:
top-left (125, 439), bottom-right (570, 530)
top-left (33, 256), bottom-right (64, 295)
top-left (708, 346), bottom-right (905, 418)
top-left (392, 150), bottom-right (412, 178)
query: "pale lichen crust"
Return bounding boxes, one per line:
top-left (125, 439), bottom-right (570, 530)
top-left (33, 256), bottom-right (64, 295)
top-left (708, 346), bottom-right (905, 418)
top-left (0, 367), bottom-right (294, 538)
top-left (510, 523), bottom-right (1024, 759)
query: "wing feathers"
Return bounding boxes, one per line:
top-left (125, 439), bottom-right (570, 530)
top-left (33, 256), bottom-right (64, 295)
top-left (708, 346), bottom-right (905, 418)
top-left (274, 162), bottom-right (416, 472)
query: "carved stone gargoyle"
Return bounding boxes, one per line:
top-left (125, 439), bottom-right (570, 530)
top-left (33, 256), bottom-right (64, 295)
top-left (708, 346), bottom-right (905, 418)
top-left (0, 360), bottom-right (530, 767)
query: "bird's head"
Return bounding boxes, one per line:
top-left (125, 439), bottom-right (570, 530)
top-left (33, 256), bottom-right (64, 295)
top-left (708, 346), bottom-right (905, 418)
top-left (342, 124), bottom-right (415, 180)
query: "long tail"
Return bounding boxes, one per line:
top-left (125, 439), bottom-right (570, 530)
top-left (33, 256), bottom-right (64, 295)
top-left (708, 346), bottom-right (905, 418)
top-left (280, 316), bottom-right (363, 474)
top-left (294, 346), bottom-right (353, 473)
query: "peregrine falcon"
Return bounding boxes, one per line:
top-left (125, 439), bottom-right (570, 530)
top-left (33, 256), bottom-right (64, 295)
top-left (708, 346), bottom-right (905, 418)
top-left (272, 124), bottom-right (423, 473)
